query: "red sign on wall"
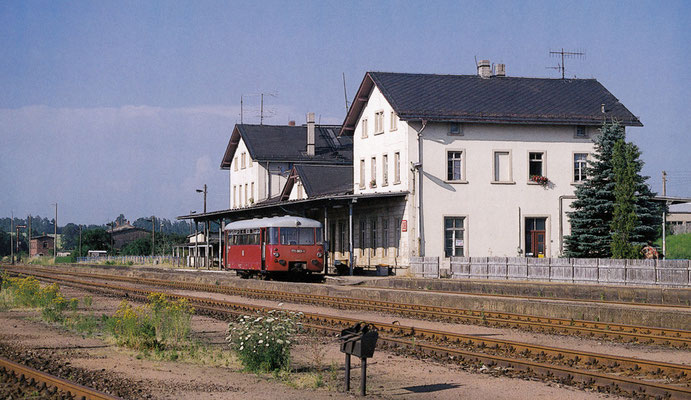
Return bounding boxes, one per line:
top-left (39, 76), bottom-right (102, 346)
top-left (401, 220), bottom-right (407, 232)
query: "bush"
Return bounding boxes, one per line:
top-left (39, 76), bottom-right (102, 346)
top-left (107, 300), bottom-right (162, 350)
top-left (147, 293), bottom-right (194, 346)
top-left (226, 310), bottom-right (302, 372)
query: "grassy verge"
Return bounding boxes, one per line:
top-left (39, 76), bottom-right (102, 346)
top-left (655, 232), bottom-right (691, 259)
top-left (0, 274), bottom-right (233, 364)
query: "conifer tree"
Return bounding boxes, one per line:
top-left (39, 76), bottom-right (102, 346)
top-left (610, 140), bottom-right (639, 258)
top-left (564, 121), bottom-right (662, 258)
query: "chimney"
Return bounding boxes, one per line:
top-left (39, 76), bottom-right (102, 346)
top-left (288, 120), bottom-right (296, 126)
top-left (477, 59), bottom-right (491, 78)
top-left (495, 63), bottom-right (506, 77)
top-left (306, 112), bottom-right (315, 156)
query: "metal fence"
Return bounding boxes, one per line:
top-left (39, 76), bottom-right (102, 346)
top-left (410, 256), bottom-right (691, 287)
top-left (76, 256), bottom-right (180, 265)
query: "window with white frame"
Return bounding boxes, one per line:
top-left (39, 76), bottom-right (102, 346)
top-left (359, 159), bottom-right (365, 188)
top-left (449, 122), bottom-right (462, 136)
top-left (493, 151), bottom-right (511, 182)
top-left (233, 157), bottom-right (238, 171)
top-left (233, 185), bottom-right (237, 208)
top-left (447, 151), bottom-right (463, 181)
top-left (374, 111), bottom-right (384, 134)
top-left (241, 152), bottom-right (246, 169)
top-left (244, 184), bottom-right (248, 206)
top-left (394, 152), bottom-right (401, 184)
top-left (394, 217), bottom-right (401, 256)
top-left (390, 111), bottom-right (397, 131)
top-left (574, 153), bottom-right (588, 182)
top-left (361, 119), bottom-right (368, 138)
top-left (250, 182), bottom-right (255, 202)
top-left (444, 217), bottom-right (465, 257)
top-left (382, 154), bottom-right (389, 186)
top-left (370, 157), bottom-right (377, 187)
top-left (529, 152), bottom-right (544, 179)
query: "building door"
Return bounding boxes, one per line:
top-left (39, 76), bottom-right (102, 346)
top-left (525, 217), bottom-right (547, 257)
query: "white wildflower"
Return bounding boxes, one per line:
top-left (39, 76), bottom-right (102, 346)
top-left (258, 340), bottom-right (264, 344)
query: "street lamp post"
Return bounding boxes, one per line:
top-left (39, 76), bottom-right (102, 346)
top-left (196, 184), bottom-right (208, 269)
top-left (16, 225), bottom-right (26, 263)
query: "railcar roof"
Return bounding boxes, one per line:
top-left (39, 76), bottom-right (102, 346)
top-left (224, 215), bottom-right (323, 231)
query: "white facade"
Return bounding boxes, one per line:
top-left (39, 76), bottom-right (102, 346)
top-left (350, 85), bottom-right (599, 261)
top-left (228, 137), bottom-right (291, 209)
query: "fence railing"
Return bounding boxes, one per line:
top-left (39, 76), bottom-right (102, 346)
top-left (409, 256), bottom-right (691, 287)
top-left (77, 256), bottom-right (180, 265)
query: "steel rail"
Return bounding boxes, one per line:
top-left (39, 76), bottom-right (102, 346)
top-left (15, 269), bottom-right (691, 399)
top-left (0, 355), bottom-right (121, 400)
top-left (12, 266), bottom-right (690, 347)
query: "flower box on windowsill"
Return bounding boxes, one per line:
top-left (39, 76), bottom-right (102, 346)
top-left (530, 175), bottom-right (549, 187)
top-left (369, 180), bottom-right (377, 188)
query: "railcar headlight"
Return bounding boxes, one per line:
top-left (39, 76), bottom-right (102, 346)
top-left (278, 259), bottom-right (286, 266)
top-left (273, 252), bottom-right (280, 257)
top-left (316, 252), bottom-right (323, 258)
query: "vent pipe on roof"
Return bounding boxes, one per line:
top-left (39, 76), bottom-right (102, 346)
top-left (477, 59), bottom-right (491, 78)
top-left (288, 120), bottom-right (296, 126)
top-left (306, 112), bottom-right (315, 156)
top-left (495, 63), bottom-right (506, 77)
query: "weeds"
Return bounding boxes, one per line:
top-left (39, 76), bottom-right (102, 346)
top-left (226, 310), bottom-right (303, 372)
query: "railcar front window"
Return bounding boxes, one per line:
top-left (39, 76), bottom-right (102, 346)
top-left (269, 227), bottom-right (279, 244)
top-left (280, 228), bottom-right (298, 245)
top-left (298, 228), bottom-right (315, 245)
top-left (315, 227), bottom-right (323, 244)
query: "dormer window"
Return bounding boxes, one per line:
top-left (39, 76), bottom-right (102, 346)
top-left (449, 123), bottom-right (463, 136)
top-left (575, 126), bottom-right (588, 138)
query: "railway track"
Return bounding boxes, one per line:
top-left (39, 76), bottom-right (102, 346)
top-left (0, 355), bottom-right (120, 400)
top-left (11, 266), bottom-right (691, 348)
top-left (9, 268), bottom-right (691, 399)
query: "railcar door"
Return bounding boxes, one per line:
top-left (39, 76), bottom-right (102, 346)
top-left (260, 228), bottom-right (266, 271)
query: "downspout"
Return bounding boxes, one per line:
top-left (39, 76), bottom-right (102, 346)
top-left (412, 120), bottom-right (428, 256)
top-left (559, 195), bottom-right (577, 255)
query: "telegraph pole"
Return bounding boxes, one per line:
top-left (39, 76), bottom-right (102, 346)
top-left (151, 215), bottom-right (155, 257)
top-left (196, 184), bottom-right (208, 268)
top-left (10, 211), bottom-right (14, 265)
top-left (79, 225), bottom-right (82, 258)
top-left (16, 225), bottom-right (26, 262)
top-left (662, 171), bottom-right (668, 258)
top-left (52, 203), bottom-right (58, 260)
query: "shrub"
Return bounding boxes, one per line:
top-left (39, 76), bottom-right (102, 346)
top-left (226, 310), bottom-right (302, 372)
top-left (147, 292), bottom-right (194, 346)
top-left (107, 300), bottom-right (162, 350)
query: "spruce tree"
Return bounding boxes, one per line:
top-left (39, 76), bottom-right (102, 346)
top-left (610, 140), bottom-right (639, 258)
top-left (564, 121), bottom-right (662, 258)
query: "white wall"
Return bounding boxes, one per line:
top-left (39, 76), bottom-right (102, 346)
top-left (229, 138), bottom-right (262, 208)
top-left (417, 123), bottom-right (597, 259)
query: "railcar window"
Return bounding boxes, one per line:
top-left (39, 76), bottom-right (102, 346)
top-left (280, 227), bottom-right (298, 245)
top-left (298, 228), bottom-right (315, 245)
top-left (315, 227), bottom-right (323, 244)
top-left (269, 228), bottom-right (279, 244)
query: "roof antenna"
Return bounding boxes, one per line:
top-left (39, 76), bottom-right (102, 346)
top-left (342, 73), bottom-right (350, 114)
top-left (547, 48), bottom-right (585, 79)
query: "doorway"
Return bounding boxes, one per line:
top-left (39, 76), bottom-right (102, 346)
top-left (525, 217), bottom-right (547, 257)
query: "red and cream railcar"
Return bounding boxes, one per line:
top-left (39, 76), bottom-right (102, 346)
top-left (223, 216), bottom-right (324, 277)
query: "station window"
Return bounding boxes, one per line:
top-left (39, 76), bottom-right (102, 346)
top-left (574, 153), bottom-right (588, 182)
top-left (444, 217), bottom-right (465, 257)
top-left (529, 152), bottom-right (544, 179)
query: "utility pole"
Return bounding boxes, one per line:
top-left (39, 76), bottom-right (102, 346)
top-left (10, 211), bottom-right (14, 265)
top-left (79, 225), bottom-right (82, 258)
top-left (53, 203), bottom-right (58, 260)
top-left (260, 94), bottom-right (264, 125)
top-left (151, 215), bottom-right (155, 257)
top-left (662, 171), bottom-right (668, 259)
top-left (16, 225), bottom-right (26, 262)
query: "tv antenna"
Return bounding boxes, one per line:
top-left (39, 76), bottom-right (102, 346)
top-left (342, 73), bottom-right (350, 114)
top-left (548, 48), bottom-right (585, 79)
top-left (240, 92), bottom-right (278, 125)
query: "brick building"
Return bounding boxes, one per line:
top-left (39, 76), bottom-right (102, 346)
top-left (30, 235), bottom-right (54, 257)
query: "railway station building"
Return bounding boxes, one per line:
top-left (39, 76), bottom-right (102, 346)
top-left (181, 61), bottom-right (643, 273)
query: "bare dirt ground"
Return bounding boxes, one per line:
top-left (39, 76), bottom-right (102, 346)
top-left (0, 283), bottom-right (631, 399)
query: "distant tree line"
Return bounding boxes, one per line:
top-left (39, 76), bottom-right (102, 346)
top-left (1, 213), bottom-right (200, 258)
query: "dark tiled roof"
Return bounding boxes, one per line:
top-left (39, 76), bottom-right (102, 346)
top-left (295, 164), bottom-right (353, 197)
top-left (341, 72), bottom-right (642, 134)
top-left (221, 124), bottom-right (352, 169)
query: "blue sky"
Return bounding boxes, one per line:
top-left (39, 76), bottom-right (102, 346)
top-left (1, 0), bottom-right (690, 224)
